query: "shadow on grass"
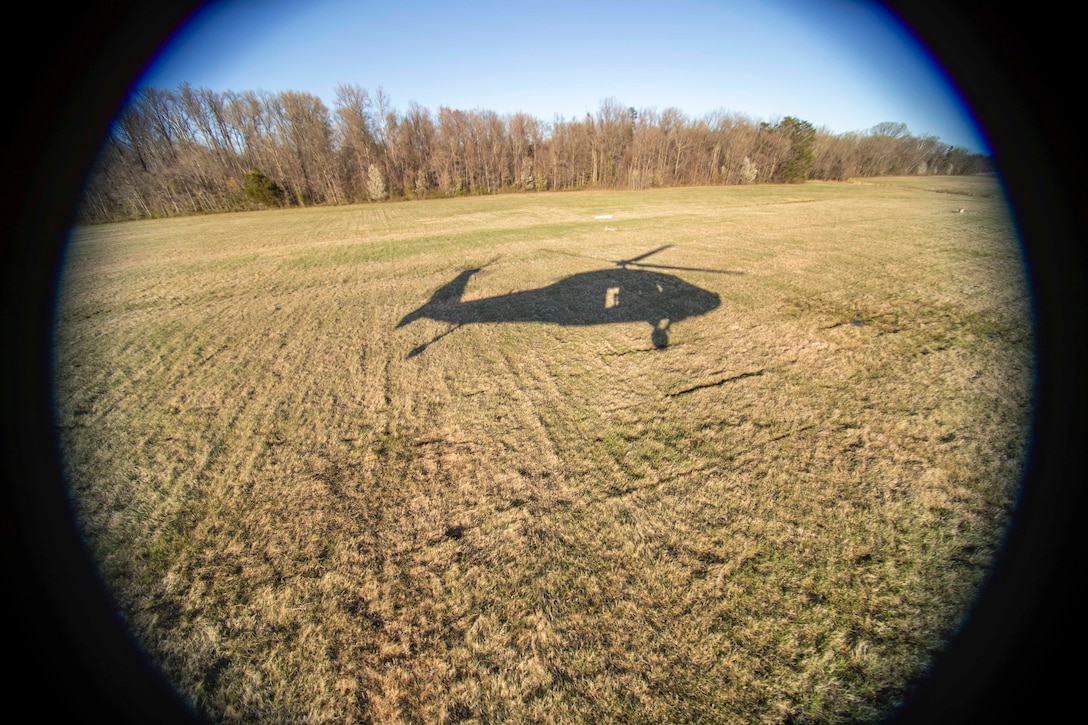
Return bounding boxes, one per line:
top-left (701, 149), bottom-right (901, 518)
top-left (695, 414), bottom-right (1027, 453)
top-left (398, 265), bottom-right (731, 356)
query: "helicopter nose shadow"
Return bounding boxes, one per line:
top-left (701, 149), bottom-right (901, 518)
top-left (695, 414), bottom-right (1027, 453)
top-left (398, 266), bottom-right (727, 355)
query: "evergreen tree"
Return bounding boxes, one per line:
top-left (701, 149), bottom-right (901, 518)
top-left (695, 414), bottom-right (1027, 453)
top-left (243, 168), bottom-right (285, 206)
top-left (776, 117), bottom-right (816, 183)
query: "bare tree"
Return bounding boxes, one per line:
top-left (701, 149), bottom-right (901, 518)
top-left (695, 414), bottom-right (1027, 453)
top-left (80, 86), bottom-right (993, 222)
top-left (333, 84), bottom-right (379, 202)
top-left (269, 91), bottom-right (340, 205)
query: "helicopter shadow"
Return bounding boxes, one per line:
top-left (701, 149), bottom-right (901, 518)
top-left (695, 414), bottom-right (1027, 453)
top-left (397, 256), bottom-right (735, 357)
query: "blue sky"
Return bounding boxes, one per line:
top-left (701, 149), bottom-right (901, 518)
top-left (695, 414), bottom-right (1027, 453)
top-left (139, 0), bottom-right (989, 153)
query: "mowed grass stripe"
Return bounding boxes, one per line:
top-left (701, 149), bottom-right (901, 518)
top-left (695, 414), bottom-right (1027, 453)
top-left (54, 178), bottom-right (1032, 724)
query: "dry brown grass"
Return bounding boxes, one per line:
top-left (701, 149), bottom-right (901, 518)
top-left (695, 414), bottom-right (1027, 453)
top-left (54, 178), bottom-right (1034, 724)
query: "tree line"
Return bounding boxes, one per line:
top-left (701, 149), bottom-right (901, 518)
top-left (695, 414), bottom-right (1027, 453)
top-left (78, 83), bottom-right (992, 223)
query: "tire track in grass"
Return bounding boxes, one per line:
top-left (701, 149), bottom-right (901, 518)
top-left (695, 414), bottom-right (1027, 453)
top-left (492, 341), bottom-right (572, 478)
top-left (509, 336), bottom-right (649, 499)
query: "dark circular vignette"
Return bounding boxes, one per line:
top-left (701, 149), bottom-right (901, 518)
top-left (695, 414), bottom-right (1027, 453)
top-left (2, 4), bottom-right (210, 722)
top-left (879, 3), bottom-right (1085, 722)
top-left (1, 2), bottom-right (1081, 723)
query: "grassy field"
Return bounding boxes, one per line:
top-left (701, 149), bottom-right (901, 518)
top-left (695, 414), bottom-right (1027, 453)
top-left (53, 178), bottom-right (1034, 724)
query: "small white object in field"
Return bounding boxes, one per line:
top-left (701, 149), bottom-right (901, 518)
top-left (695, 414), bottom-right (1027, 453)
top-left (959, 208), bottom-right (965, 213)
top-left (594, 214), bottom-right (614, 219)
top-left (604, 226), bottom-right (616, 231)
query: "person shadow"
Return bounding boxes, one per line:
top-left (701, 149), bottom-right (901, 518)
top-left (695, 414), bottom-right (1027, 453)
top-left (397, 263), bottom-right (732, 357)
